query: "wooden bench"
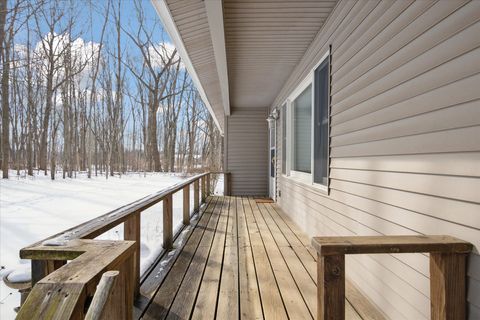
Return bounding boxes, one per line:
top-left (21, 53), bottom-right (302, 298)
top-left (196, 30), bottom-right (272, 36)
top-left (312, 235), bottom-right (473, 320)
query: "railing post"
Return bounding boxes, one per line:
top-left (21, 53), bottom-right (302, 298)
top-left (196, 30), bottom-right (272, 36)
top-left (32, 259), bottom-right (66, 286)
top-left (430, 252), bottom-right (467, 320)
top-left (85, 271), bottom-right (119, 320)
top-left (317, 253), bottom-right (345, 320)
top-left (163, 194), bottom-right (173, 249)
top-left (224, 172), bottom-right (231, 196)
top-left (99, 253), bottom-right (134, 320)
top-left (206, 173), bottom-right (211, 196)
top-left (124, 211), bottom-right (140, 296)
top-left (194, 179), bottom-right (200, 212)
top-left (183, 185), bottom-right (190, 225)
top-left (201, 176), bottom-right (206, 203)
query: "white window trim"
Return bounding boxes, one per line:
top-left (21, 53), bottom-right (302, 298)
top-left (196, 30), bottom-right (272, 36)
top-left (281, 103), bottom-right (288, 177)
top-left (283, 50), bottom-right (330, 193)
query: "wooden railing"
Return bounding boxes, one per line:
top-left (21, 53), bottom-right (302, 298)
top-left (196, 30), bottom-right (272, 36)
top-left (312, 235), bottom-right (473, 320)
top-left (16, 172), bottom-right (215, 320)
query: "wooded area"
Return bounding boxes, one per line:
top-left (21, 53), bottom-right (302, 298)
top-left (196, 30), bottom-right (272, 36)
top-left (0, 0), bottom-right (223, 180)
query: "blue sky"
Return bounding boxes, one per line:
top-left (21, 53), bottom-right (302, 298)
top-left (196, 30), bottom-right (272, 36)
top-left (14, 0), bottom-right (172, 54)
top-left (9, 0), bottom-right (202, 135)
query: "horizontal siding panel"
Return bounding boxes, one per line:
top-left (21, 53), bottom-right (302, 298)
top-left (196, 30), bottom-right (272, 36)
top-left (332, 0), bottom-right (415, 74)
top-left (332, 0), bottom-right (466, 94)
top-left (331, 73), bottom-right (480, 136)
top-left (328, 0), bottom-right (379, 54)
top-left (332, 0), bottom-right (478, 101)
top-left (331, 99), bottom-right (480, 147)
top-left (330, 0), bottom-right (437, 83)
top-left (330, 168), bottom-right (480, 203)
top-left (332, 10), bottom-right (480, 109)
top-left (330, 179), bottom-right (480, 233)
top-left (280, 177), bottom-right (479, 275)
top-left (330, 152), bottom-right (480, 177)
top-left (227, 108), bottom-right (268, 196)
top-left (331, 125), bottom-right (480, 157)
top-left (332, 46), bottom-right (480, 123)
top-left (281, 179), bottom-right (432, 270)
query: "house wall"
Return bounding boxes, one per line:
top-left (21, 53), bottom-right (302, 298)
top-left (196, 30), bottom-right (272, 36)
top-left (226, 107), bottom-right (269, 196)
top-left (273, 0), bottom-right (480, 319)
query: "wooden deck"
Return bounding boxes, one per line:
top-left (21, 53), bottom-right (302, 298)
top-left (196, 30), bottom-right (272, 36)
top-left (134, 196), bottom-right (378, 320)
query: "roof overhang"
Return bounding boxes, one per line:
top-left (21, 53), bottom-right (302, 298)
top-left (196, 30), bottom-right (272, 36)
top-left (152, 0), bottom-right (229, 134)
top-left (204, 0), bottom-right (230, 117)
top-left (153, 0), bottom-right (339, 132)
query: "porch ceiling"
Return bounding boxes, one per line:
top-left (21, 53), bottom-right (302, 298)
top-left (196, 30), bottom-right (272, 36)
top-left (224, 0), bottom-right (338, 109)
top-left (153, 0), bottom-right (338, 131)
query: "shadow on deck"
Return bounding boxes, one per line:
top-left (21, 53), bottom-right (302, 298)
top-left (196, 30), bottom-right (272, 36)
top-left (134, 196), bottom-right (381, 320)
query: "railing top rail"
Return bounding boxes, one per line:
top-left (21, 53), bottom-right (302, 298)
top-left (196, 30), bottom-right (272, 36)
top-left (17, 239), bottom-right (135, 320)
top-left (21, 172), bottom-right (210, 257)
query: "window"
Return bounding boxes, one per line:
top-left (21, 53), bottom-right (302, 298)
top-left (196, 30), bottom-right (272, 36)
top-left (292, 85), bottom-right (312, 173)
top-left (313, 57), bottom-right (329, 186)
top-left (284, 50), bottom-right (330, 190)
top-left (281, 104), bottom-right (287, 175)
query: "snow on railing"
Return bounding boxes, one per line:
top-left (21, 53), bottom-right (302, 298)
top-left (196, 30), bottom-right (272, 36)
top-left (13, 171), bottom-right (226, 319)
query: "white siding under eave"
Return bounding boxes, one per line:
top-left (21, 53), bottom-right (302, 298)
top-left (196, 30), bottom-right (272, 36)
top-left (274, 0), bottom-right (480, 319)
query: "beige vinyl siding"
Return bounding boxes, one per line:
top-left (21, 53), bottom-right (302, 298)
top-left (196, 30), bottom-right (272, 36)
top-left (274, 0), bottom-right (480, 319)
top-left (226, 108), bottom-right (269, 196)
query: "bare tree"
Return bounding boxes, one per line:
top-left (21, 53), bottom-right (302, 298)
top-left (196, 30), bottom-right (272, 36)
top-left (0, 0), bottom-right (223, 179)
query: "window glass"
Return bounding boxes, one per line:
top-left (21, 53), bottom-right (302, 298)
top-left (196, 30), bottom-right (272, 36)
top-left (281, 105), bottom-right (286, 174)
top-left (314, 58), bottom-right (329, 185)
top-left (293, 85), bottom-right (312, 173)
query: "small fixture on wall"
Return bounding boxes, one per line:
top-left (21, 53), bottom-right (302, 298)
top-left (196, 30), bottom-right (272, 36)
top-left (266, 107), bottom-right (280, 127)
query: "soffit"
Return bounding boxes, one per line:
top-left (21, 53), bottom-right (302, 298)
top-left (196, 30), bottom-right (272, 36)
top-left (223, 0), bottom-right (338, 108)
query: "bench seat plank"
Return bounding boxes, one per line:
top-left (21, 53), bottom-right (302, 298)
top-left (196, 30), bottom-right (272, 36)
top-left (312, 235), bottom-right (473, 256)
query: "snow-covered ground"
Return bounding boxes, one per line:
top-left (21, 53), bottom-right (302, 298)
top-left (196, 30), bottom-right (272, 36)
top-left (0, 170), bottom-right (206, 319)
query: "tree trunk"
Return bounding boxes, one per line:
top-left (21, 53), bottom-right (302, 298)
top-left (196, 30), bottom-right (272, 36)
top-left (148, 102), bottom-right (161, 172)
top-left (39, 71), bottom-right (53, 172)
top-left (1, 0), bottom-right (9, 179)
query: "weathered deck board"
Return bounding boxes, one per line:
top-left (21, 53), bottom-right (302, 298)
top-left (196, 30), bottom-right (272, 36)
top-left (237, 197), bottom-right (263, 320)
top-left (141, 197), bottom-right (220, 319)
top-left (136, 196), bottom-right (370, 319)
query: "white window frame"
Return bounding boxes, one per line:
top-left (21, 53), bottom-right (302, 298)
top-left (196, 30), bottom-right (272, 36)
top-left (284, 50), bottom-right (330, 193)
top-left (281, 103), bottom-right (288, 176)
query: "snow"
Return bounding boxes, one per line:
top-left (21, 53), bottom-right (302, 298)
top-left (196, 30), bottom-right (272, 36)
top-left (0, 170), bottom-right (202, 319)
top-left (5, 270), bottom-right (30, 284)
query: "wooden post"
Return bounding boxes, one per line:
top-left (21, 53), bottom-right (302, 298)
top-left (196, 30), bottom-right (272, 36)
top-left (101, 254), bottom-right (134, 320)
top-left (183, 185), bottom-right (190, 225)
top-left (206, 173), bottom-right (210, 196)
top-left (31, 259), bottom-right (66, 286)
top-left (163, 194), bottom-right (173, 249)
top-left (317, 254), bottom-right (345, 320)
top-left (85, 271), bottom-right (119, 320)
top-left (194, 180), bottom-right (199, 212)
top-left (430, 252), bottom-right (467, 320)
top-left (124, 211), bottom-right (140, 296)
top-left (224, 172), bottom-right (231, 196)
top-left (201, 176), bottom-right (206, 203)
